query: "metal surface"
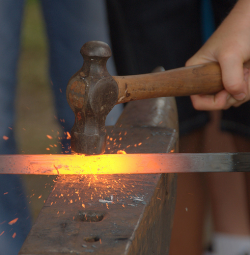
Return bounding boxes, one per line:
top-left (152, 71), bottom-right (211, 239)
top-left (19, 174), bottom-right (176, 255)
top-left (1, 153), bottom-right (250, 175)
top-left (19, 97), bottom-right (178, 255)
top-left (66, 41), bottom-right (118, 154)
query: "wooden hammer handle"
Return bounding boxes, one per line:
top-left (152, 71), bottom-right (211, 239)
top-left (113, 62), bottom-right (223, 104)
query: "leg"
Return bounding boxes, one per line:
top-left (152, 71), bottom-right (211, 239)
top-left (40, 0), bottom-right (121, 153)
top-left (169, 173), bottom-right (207, 255)
top-left (207, 172), bottom-right (250, 236)
top-left (0, 1), bottom-right (32, 254)
top-left (204, 103), bottom-right (250, 253)
top-left (169, 128), bottom-right (207, 255)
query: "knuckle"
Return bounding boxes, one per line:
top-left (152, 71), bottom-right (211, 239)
top-left (225, 83), bottom-right (242, 93)
top-left (217, 46), bottom-right (240, 63)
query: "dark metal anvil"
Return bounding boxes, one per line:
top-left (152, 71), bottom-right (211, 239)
top-left (19, 97), bottom-right (178, 255)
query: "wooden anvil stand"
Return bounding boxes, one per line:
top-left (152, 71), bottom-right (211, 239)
top-left (19, 97), bottom-right (178, 254)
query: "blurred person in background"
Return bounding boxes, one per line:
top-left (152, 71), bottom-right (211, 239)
top-left (0, 1), bottom-right (122, 254)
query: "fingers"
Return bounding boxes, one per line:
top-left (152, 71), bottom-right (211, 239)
top-left (218, 52), bottom-right (247, 101)
top-left (190, 89), bottom-right (244, 110)
top-left (188, 53), bottom-right (250, 110)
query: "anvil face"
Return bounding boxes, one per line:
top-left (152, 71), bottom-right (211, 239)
top-left (19, 98), bottom-right (178, 255)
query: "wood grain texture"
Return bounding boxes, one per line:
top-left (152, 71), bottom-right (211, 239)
top-left (114, 62), bottom-right (222, 104)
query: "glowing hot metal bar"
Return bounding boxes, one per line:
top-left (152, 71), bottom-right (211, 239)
top-left (0, 153), bottom-right (249, 175)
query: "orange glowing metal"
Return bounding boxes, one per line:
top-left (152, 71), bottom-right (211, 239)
top-left (0, 154), bottom-right (177, 175)
top-left (0, 153), bottom-right (245, 174)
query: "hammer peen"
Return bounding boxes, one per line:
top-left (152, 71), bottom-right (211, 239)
top-left (66, 41), bottom-right (223, 155)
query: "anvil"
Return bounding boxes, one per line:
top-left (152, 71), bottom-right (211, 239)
top-left (11, 97), bottom-right (249, 255)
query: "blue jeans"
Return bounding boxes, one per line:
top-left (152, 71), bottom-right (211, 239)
top-left (0, 1), bottom-right (121, 254)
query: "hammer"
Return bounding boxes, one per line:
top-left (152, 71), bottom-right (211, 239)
top-left (66, 41), bottom-right (223, 155)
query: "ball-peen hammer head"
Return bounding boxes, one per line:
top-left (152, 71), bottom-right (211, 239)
top-left (66, 41), bottom-right (118, 155)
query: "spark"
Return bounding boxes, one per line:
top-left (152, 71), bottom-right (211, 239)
top-left (46, 148), bottom-right (50, 151)
top-left (3, 192), bottom-right (8, 195)
top-left (0, 231), bottom-right (4, 236)
top-left (66, 132), bottom-right (71, 139)
top-left (2, 136), bottom-right (9, 141)
top-left (47, 135), bottom-right (53, 139)
top-left (38, 195), bottom-right (42, 199)
top-left (117, 150), bottom-right (126, 154)
top-left (12, 232), bottom-right (17, 238)
top-left (8, 218), bottom-right (18, 225)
